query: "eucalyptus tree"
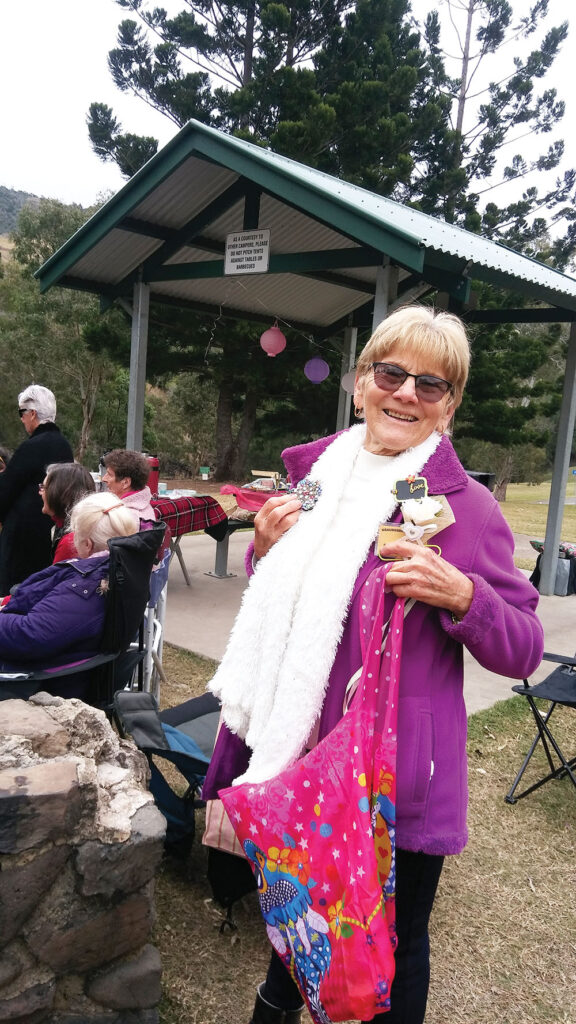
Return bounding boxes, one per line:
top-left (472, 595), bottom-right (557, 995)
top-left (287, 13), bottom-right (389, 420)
top-left (416, 0), bottom-right (574, 254)
top-left (1, 201), bottom-right (144, 463)
top-left (412, 1), bottom-right (575, 492)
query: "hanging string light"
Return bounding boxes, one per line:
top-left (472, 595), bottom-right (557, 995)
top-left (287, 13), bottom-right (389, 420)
top-left (304, 356), bottom-right (330, 383)
top-left (259, 321), bottom-right (287, 357)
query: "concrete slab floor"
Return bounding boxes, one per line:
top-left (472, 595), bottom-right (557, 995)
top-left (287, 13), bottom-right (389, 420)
top-left (163, 530), bottom-right (575, 716)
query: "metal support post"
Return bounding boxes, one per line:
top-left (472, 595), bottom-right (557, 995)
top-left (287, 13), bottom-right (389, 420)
top-left (126, 276), bottom-right (150, 451)
top-left (539, 322), bottom-right (576, 594)
top-left (372, 259), bottom-right (398, 330)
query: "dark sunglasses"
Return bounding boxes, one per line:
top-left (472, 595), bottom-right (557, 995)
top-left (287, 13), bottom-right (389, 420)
top-left (18, 407), bottom-right (32, 417)
top-left (371, 362), bottom-right (453, 403)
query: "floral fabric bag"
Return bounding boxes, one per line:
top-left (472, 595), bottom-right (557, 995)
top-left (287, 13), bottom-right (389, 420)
top-left (220, 571), bottom-right (404, 1023)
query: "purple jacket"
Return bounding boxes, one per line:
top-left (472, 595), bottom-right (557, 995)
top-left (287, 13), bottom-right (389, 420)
top-left (205, 433), bottom-right (543, 856)
top-left (0, 554), bottom-right (110, 671)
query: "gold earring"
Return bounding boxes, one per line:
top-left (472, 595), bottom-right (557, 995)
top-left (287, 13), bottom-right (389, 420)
top-left (354, 405), bottom-right (363, 417)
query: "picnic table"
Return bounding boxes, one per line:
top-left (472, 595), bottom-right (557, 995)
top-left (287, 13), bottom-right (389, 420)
top-left (151, 494), bottom-right (228, 585)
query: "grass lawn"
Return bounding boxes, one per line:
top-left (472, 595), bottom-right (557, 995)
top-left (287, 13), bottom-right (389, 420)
top-left (498, 481), bottom-right (576, 539)
top-left (154, 646), bottom-right (576, 1024)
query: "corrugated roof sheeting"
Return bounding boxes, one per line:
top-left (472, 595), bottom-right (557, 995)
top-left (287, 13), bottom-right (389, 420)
top-left (152, 270), bottom-right (364, 328)
top-left (165, 246), bottom-right (221, 266)
top-left (416, 215), bottom-right (576, 290)
top-left (450, 260), bottom-right (576, 308)
top-left (129, 156), bottom-right (237, 228)
top-left (36, 118), bottom-right (576, 316)
top-left (68, 229), bottom-right (162, 286)
top-left (213, 126), bottom-right (576, 297)
top-left (208, 193), bottom-right (363, 254)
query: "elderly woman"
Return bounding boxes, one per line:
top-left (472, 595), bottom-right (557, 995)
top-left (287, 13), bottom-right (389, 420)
top-left (0, 492), bottom-right (139, 695)
top-left (203, 305), bottom-right (544, 1024)
top-left (102, 449), bottom-right (156, 522)
top-left (41, 462), bottom-right (96, 562)
top-left (0, 384), bottom-right (73, 591)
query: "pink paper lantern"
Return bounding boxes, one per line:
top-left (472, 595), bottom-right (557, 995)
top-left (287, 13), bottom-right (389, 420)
top-left (304, 357), bottom-right (330, 383)
top-left (259, 324), bottom-right (287, 357)
top-left (341, 370), bottom-right (356, 395)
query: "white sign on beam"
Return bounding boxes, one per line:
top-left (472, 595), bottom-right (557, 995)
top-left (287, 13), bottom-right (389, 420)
top-left (224, 229), bottom-right (271, 275)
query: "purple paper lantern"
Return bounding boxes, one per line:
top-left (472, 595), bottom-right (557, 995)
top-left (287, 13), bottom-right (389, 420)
top-left (304, 357), bottom-right (330, 383)
top-left (260, 324), bottom-right (287, 357)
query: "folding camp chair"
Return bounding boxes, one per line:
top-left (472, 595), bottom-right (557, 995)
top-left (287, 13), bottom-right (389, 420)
top-left (505, 650), bottom-right (576, 803)
top-left (0, 522), bottom-right (166, 713)
top-left (114, 688), bottom-right (257, 923)
top-left (141, 545), bottom-right (172, 700)
top-left (113, 688), bottom-right (218, 856)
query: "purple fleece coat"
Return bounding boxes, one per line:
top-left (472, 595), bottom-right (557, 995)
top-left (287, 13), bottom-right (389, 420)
top-left (0, 554), bottom-right (109, 672)
top-left (204, 433), bottom-right (543, 856)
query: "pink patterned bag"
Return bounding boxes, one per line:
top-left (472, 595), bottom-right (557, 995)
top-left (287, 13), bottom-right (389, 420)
top-left (220, 571), bottom-right (404, 1023)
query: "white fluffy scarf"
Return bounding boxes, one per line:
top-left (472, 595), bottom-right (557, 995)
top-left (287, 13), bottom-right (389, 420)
top-left (208, 424), bottom-right (441, 784)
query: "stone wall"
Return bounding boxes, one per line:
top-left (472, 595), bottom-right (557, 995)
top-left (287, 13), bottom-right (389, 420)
top-left (0, 693), bottom-right (166, 1024)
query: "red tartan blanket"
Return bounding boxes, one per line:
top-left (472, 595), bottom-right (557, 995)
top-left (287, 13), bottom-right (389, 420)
top-left (151, 495), bottom-right (227, 538)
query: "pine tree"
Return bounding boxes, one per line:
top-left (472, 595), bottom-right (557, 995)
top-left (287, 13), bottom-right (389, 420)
top-left (86, 1), bottom-right (575, 481)
top-left (87, 0), bottom-right (452, 477)
top-left (88, 0), bottom-right (451, 199)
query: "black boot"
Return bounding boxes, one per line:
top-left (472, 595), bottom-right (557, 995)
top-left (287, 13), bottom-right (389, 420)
top-left (250, 984), bottom-right (304, 1024)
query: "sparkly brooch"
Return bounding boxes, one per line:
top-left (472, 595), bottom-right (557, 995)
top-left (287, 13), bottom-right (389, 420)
top-left (291, 476), bottom-right (322, 511)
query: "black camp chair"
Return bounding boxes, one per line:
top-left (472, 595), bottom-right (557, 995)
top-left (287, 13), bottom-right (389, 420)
top-left (0, 522), bottom-right (166, 712)
top-left (114, 688), bottom-right (257, 924)
top-left (505, 650), bottom-right (576, 803)
top-left (113, 688), bottom-right (217, 855)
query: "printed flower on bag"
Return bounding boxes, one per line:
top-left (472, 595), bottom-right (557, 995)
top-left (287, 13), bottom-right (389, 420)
top-left (265, 845), bottom-right (311, 885)
top-left (284, 847), bottom-right (311, 885)
top-left (328, 897), bottom-right (355, 939)
top-left (328, 899), bottom-right (344, 938)
top-left (266, 845), bottom-right (283, 872)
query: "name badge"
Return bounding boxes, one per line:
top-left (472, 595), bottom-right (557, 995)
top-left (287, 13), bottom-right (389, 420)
top-left (374, 524), bottom-right (406, 558)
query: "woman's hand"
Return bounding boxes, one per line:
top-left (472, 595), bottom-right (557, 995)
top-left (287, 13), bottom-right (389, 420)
top-left (253, 494), bottom-right (302, 561)
top-left (380, 538), bottom-right (474, 620)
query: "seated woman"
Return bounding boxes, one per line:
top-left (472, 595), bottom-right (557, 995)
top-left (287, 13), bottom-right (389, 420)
top-left (0, 492), bottom-right (139, 694)
top-left (102, 449), bottom-right (156, 522)
top-left (41, 462), bottom-right (96, 562)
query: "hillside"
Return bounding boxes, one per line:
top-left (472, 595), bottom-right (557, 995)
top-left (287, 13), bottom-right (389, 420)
top-left (0, 234), bottom-right (12, 261)
top-left (0, 185), bottom-right (41, 235)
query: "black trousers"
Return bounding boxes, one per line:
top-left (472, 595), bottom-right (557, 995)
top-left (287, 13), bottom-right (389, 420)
top-left (261, 849), bottom-right (445, 1023)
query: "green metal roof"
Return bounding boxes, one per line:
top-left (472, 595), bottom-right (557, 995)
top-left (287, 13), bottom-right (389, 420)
top-left (36, 119), bottom-right (576, 327)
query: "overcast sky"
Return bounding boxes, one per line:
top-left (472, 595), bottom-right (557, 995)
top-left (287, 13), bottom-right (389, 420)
top-left (1, 0), bottom-right (574, 210)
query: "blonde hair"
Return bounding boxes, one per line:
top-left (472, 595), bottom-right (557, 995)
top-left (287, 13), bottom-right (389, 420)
top-left (70, 492), bottom-right (139, 552)
top-left (356, 305), bottom-right (470, 408)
